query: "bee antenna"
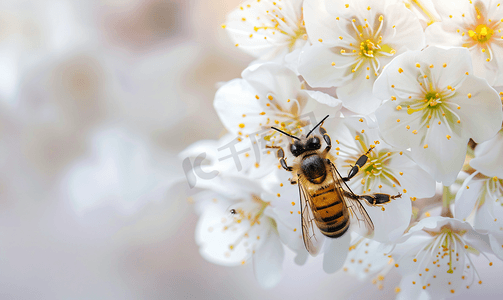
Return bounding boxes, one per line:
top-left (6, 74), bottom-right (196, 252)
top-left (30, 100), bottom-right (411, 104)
top-left (306, 115), bottom-right (329, 138)
top-left (271, 127), bottom-right (300, 141)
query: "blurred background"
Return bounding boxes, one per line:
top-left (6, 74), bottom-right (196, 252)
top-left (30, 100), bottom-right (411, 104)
top-left (0, 0), bottom-right (501, 299)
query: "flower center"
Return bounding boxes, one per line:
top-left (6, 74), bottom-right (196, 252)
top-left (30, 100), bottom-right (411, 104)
top-left (227, 195), bottom-right (271, 251)
top-left (288, 18), bottom-right (307, 51)
top-left (346, 147), bottom-right (401, 193)
top-left (468, 24), bottom-right (494, 43)
top-left (231, 195), bottom-right (270, 227)
top-left (487, 176), bottom-right (503, 207)
top-left (342, 15), bottom-right (396, 76)
top-left (264, 118), bottom-right (311, 143)
top-left (407, 91), bottom-right (441, 115)
top-left (360, 39), bottom-right (379, 57)
top-left (252, 9), bottom-right (306, 53)
top-left (424, 226), bottom-right (467, 274)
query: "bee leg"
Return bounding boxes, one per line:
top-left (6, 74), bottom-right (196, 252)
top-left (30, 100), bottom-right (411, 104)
top-left (355, 192), bottom-right (402, 206)
top-left (342, 146), bottom-right (375, 182)
top-left (319, 123), bottom-right (331, 155)
top-left (289, 179), bottom-right (298, 185)
top-left (266, 145), bottom-right (293, 172)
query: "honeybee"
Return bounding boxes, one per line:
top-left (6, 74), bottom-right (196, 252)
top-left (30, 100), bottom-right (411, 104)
top-left (268, 115), bottom-right (401, 256)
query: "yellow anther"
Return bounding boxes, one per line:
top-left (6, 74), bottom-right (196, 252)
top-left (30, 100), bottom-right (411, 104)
top-left (469, 24), bottom-right (494, 43)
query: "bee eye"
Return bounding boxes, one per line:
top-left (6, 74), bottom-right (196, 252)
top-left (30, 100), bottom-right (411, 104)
top-left (307, 137), bottom-right (321, 150)
top-left (290, 143), bottom-right (302, 156)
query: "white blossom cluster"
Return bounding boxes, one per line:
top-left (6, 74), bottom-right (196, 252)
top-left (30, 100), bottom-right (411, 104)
top-left (181, 0), bottom-right (503, 297)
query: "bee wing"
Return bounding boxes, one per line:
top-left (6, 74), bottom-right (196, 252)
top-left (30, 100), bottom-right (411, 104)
top-left (330, 161), bottom-right (375, 238)
top-left (298, 177), bottom-right (326, 256)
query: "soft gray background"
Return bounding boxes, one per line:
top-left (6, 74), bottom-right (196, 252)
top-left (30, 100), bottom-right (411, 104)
top-left (0, 0), bottom-right (501, 299)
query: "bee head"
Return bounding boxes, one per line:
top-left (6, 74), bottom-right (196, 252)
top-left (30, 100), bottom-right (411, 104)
top-left (290, 136), bottom-right (321, 156)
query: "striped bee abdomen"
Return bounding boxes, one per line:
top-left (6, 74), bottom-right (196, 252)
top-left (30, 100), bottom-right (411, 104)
top-left (311, 181), bottom-right (350, 238)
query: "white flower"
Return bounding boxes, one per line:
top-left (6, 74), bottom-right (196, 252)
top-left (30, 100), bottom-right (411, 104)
top-left (214, 62), bottom-right (341, 143)
top-left (374, 46), bottom-right (503, 185)
top-left (298, 0), bottom-right (425, 114)
top-left (425, 0), bottom-right (503, 86)
top-left (328, 116), bottom-right (435, 242)
top-left (223, 0), bottom-right (307, 60)
top-left (194, 174), bottom-right (295, 288)
top-left (392, 216), bottom-right (498, 298)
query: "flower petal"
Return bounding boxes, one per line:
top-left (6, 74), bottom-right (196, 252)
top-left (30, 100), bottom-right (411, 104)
top-left (214, 78), bottom-right (267, 135)
top-left (304, 90), bottom-right (343, 108)
top-left (454, 172), bottom-right (483, 221)
top-left (322, 231), bottom-right (350, 273)
top-left (388, 151), bottom-right (436, 199)
top-left (373, 50), bottom-right (425, 101)
top-left (375, 98), bottom-right (425, 149)
top-left (397, 275), bottom-right (431, 300)
top-left (425, 22), bottom-right (465, 48)
top-left (336, 70), bottom-right (382, 114)
top-left (224, 0), bottom-right (305, 60)
top-left (410, 130), bottom-right (467, 185)
top-left (298, 45), bottom-right (356, 88)
top-left (242, 62), bottom-right (301, 102)
top-left (380, 3), bottom-right (425, 51)
top-left (470, 130), bottom-right (503, 178)
top-left (253, 229), bottom-right (285, 289)
top-left (365, 194), bottom-right (411, 243)
top-left (449, 75), bottom-right (502, 142)
top-left (303, 0), bottom-right (348, 45)
top-left (488, 233), bottom-right (503, 260)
